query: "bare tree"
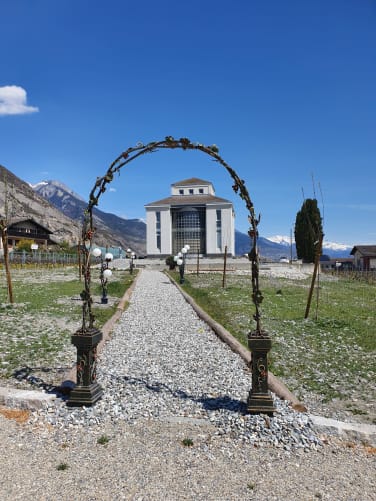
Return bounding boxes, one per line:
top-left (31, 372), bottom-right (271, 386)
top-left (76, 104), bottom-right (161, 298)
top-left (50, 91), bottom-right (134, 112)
top-left (0, 174), bottom-right (14, 303)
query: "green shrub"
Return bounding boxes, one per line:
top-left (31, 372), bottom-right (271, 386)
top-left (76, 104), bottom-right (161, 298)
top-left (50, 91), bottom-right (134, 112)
top-left (165, 255), bottom-right (176, 270)
top-left (16, 239), bottom-right (34, 252)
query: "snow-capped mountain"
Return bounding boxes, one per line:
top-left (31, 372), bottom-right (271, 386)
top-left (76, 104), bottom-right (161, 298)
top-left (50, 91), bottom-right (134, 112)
top-left (267, 235), bottom-right (293, 246)
top-left (0, 166), bottom-right (82, 244)
top-left (266, 235), bottom-right (352, 258)
top-left (30, 180), bottom-right (86, 204)
top-left (321, 241), bottom-right (352, 251)
top-left (32, 179), bottom-right (147, 254)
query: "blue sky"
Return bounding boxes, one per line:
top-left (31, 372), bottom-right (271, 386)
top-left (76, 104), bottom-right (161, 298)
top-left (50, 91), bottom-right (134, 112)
top-left (0, 0), bottom-right (375, 246)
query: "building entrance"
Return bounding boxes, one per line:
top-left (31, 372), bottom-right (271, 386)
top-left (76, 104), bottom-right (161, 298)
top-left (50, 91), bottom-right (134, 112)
top-left (171, 206), bottom-right (206, 255)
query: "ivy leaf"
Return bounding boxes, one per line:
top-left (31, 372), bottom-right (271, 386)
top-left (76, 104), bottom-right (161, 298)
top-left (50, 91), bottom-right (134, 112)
top-left (80, 290), bottom-right (90, 301)
top-left (179, 137), bottom-right (191, 149)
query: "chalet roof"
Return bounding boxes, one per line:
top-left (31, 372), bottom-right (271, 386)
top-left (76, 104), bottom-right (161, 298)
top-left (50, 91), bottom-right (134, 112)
top-left (171, 178), bottom-right (213, 187)
top-left (350, 245), bottom-right (376, 256)
top-left (8, 218), bottom-right (53, 234)
top-left (145, 194), bottom-right (232, 207)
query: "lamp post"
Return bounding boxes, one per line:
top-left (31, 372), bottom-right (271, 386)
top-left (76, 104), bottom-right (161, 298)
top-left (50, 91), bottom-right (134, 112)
top-left (92, 248), bottom-right (113, 304)
top-left (174, 244), bottom-right (190, 284)
top-left (127, 248), bottom-right (135, 274)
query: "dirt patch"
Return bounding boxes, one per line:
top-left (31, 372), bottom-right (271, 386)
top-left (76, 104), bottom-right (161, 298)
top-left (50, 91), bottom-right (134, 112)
top-left (0, 406), bottom-right (30, 424)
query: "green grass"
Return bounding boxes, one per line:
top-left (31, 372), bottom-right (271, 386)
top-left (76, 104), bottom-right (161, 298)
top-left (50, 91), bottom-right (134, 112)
top-left (0, 267), bottom-right (137, 378)
top-left (169, 271), bottom-right (376, 409)
top-left (91, 273), bottom-right (135, 325)
top-left (181, 438), bottom-right (194, 447)
top-left (97, 434), bottom-right (110, 445)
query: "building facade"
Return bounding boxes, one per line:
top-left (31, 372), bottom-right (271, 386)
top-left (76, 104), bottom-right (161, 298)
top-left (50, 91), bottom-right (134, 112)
top-left (0, 218), bottom-right (54, 251)
top-left (145, 178), bottom-right (235, 257)
top-left (350, 245), bottom-right (376, 270)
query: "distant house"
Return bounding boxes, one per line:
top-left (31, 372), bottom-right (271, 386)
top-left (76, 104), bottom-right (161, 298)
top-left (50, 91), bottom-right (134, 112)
top-left (320, 256), bottom-right (354, 271)
top-left (1, 218), bottom-right (55, 250)
top-left (350, 245), bottom-right (376, 271)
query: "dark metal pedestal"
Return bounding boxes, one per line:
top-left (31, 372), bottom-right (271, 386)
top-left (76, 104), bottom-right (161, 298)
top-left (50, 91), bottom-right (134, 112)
top-left (67, 328), bottom-right (103, 407)
top-left (247, 333), bottom-right (276, 416)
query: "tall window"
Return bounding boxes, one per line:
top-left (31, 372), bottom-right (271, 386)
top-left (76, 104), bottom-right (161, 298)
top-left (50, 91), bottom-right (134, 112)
top-left (171, 207), bottom-right (206, 254)
top-left (216, 209), bottom-right (222, 250)
top-left (156, 211), bottom-right (161, 250)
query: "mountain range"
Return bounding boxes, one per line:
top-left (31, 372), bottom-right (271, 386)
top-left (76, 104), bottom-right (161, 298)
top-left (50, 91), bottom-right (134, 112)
top-left (32, 180), bottom-right (146, 254)
top-left (0, 167), bottom-right (352, 259)
top-left (0, 166), bottom-right (82, 244)
top-left (265, 235), bottom-right (353, 259)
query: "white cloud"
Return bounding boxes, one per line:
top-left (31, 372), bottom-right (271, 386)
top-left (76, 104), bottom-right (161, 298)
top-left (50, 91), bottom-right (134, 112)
top-left (109, 187), bottom-right (116, 192)
top-left (0, 85), bottom-right (39, 115)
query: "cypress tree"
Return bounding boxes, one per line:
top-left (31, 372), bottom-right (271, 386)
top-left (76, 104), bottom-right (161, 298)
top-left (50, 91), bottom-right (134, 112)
top-left (294, 199), bottom-right (323, 263)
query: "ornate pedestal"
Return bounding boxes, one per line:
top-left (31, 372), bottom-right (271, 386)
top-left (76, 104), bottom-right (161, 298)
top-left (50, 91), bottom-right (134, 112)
top-left (247, 333), bottom-right (276, 416)
top-left (67, 328), bottom-right (103, 407)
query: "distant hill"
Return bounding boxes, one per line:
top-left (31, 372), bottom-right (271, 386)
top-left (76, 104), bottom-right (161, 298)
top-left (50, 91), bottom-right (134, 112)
top-left (33, 180), bottom-right (146, 254)
top-left (235, 230), bottom-right (295, 260)
top-left (0, 166), bottom-right (82, 244)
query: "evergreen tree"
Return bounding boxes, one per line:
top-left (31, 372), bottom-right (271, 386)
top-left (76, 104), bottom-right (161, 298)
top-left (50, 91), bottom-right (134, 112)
top-left (294, 198), bottom-right (323, 263)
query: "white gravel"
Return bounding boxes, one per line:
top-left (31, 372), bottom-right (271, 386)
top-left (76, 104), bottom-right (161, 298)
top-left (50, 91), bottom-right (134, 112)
top-left (1, 269), bottom-right (375, 500)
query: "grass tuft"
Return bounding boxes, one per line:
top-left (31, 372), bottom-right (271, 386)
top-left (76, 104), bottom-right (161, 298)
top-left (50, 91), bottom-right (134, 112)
top-left (57, 462), bottom-right (69, 471)
top-left (181, 438), bottom-right (194, 447)
top-left (97, 434), bottom-right (110, 445)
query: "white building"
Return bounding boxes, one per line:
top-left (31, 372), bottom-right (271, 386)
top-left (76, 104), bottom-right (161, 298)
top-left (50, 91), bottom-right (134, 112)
top-left (145, 178), bottom-right (235, 257)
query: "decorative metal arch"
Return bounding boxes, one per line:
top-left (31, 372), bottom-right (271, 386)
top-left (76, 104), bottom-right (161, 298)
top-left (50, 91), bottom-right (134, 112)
top-left (69, 136), bottom-right (275, 414)
top-left (79, 136), bottom-right (264, 335)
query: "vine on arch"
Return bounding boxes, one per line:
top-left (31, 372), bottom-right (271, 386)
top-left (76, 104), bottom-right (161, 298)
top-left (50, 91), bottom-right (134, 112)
top-left (79, 136), bottom-right (264, 335)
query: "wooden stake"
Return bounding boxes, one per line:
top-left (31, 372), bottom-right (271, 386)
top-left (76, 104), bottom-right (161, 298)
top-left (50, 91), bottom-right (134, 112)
top-left (304, 233), bottom-right (323, 319)
top-left (222, 245), bottom-right (228, 288)
top-left (1, 223), bottom-right (14, 303)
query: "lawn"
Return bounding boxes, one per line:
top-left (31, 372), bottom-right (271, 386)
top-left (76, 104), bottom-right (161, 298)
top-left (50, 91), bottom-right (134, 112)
top-left (0, 266), bottom-right (137, 382)
top-left (170, 270), bottom-right (376, 423)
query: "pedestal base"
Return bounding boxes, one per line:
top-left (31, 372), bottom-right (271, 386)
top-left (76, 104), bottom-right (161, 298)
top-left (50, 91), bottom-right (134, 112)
top-left (247, 332), bottom-right (276, 416)
top-left (67, 382), bottom-right (103, 407)
top-left (247, 393), bottom-right (276, 416)
top-left (67, 328), bottom-right (103, 407)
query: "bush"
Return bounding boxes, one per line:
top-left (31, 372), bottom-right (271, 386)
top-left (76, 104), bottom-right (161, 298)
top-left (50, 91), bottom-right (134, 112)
top-left (165, 255), bottom-right (176, 270)
top-left (16, 239), bottom-right (34, 252)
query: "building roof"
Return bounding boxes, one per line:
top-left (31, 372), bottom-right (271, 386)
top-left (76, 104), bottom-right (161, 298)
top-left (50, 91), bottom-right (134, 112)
top-left (8, 218), bottom-right (53, 234)
top-left (145, 194), bottom-right (232, 207)
top-left (171, 177), bottom-right (213, 187)
top-left (350, 245), bottom-right (376, 256)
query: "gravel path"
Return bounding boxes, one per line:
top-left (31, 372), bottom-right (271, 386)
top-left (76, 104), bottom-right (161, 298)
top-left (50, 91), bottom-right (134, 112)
top-left (1, 270), bottom-right (375, 500)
